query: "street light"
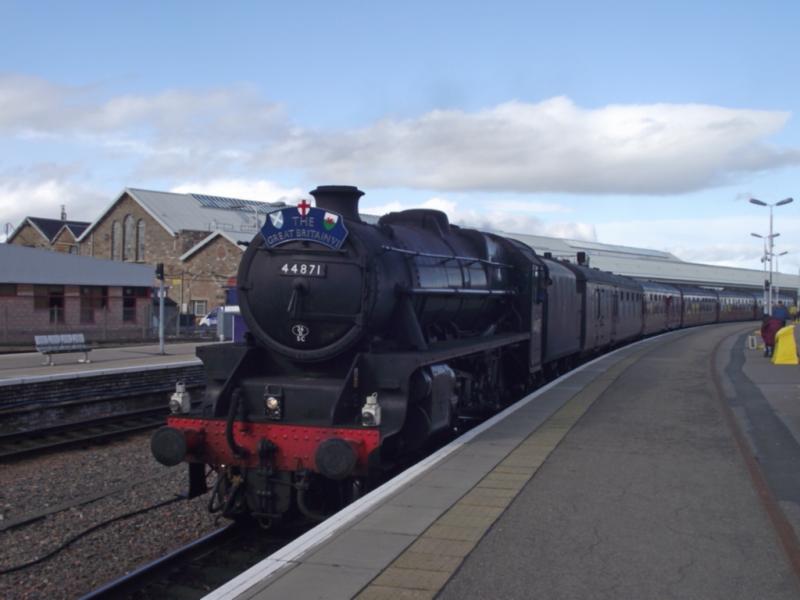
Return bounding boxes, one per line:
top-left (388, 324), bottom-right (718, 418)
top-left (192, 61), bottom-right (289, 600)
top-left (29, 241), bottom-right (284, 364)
top-left (750, 197), bottom-right (794, 314)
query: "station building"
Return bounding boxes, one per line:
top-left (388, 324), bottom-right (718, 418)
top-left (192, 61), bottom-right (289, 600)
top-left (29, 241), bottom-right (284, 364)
top-left (6, 213), bottom-right (90, 254)
top-left (76, 188), bottom-right (285, 318)
top-left (0, 244), bottom-right (153, 345)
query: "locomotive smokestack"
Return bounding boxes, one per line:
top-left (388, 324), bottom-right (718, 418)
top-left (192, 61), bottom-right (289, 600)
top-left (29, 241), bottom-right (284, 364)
top-left (310, 185), bottom-right (364, 223)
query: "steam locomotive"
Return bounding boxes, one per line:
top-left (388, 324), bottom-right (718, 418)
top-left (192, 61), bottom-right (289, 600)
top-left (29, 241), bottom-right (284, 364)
top-left (151, 185), bottom-right (761, 525)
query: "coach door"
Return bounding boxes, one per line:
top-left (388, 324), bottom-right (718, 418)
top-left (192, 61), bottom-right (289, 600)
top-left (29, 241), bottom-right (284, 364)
top-left (611, 289), bottom-right (619, 343)
top-left (593, 286), bottom-right (610, 349)
top-left (592, 287), bottom-right (601, 348)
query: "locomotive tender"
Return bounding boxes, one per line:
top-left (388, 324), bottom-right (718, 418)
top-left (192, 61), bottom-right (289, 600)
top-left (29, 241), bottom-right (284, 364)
top-left (151, 185), bottom-right (760, 525)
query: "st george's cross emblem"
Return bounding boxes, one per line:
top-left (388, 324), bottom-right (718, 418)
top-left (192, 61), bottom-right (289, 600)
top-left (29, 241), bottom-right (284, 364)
top-left (269, 211), bottom-right (284, 229)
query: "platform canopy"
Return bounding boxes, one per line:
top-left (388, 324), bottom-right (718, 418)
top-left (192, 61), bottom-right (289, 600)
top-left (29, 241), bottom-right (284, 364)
top-left (0, 244), bottom-right (154, 287)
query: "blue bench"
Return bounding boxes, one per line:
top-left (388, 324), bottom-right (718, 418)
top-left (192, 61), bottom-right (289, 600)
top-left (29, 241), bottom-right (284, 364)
top-left (34, 334), bottom-right (92, 366)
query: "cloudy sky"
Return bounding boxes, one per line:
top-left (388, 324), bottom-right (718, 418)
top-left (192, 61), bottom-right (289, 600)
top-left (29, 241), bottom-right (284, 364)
top-left (2, 1), bottom-right (800, 272)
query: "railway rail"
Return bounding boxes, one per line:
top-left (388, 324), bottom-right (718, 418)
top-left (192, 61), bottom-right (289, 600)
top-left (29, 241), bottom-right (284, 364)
top-left (81, 519), bottom-right (313, 600)
top-left (0, 406), bottom-right (168, 460)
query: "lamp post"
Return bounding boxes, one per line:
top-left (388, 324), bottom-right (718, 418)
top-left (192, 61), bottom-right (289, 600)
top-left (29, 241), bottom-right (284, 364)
top-left (751, 232), bottom-right (780, 313)
top-left (750, 197), bottom-right (794, 314)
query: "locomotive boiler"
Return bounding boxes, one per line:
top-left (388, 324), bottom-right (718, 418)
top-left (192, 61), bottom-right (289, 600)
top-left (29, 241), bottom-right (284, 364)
top-left (151, 186), bottom-right (546, 524)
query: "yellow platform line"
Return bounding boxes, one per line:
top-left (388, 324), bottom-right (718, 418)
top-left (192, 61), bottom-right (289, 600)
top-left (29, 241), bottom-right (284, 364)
top-left (355, 352), bottom-right (645, 600)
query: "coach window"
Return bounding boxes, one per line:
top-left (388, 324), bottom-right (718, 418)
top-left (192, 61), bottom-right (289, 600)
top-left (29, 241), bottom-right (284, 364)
top-left (33, 285), bottom-right (65, 324)
top-left (0, 284), bottom-right (17, 297)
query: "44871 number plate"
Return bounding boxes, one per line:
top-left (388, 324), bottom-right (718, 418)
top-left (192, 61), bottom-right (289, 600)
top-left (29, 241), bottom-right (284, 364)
top-left (279, 262), bottom-right (327, 277)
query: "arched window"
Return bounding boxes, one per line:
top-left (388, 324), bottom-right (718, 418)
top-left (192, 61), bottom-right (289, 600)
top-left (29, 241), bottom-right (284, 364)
top-left (136, 219), bottom-right (146, 261)
top-left (111, 221), bottom-right (122, 260)
top-left (123, 215), bottom-right (135, 261)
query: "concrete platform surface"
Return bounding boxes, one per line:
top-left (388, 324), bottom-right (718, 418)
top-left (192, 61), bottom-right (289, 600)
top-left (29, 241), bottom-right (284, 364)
top-left (0, 341), bottom-right (205, 383)
top-left (205, 323), bottom-right (800, 600)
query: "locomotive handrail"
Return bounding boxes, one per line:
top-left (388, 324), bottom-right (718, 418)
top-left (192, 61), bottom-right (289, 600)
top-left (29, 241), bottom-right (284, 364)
top-left (380, 245), bottom-right (514, 269)
top-left (403, 287), bottom-right (516, 297)
top-left (257, 246), bottom-right (348, 256)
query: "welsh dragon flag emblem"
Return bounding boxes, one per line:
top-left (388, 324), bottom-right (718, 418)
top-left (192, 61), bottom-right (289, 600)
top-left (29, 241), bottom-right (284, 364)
top-left (323, 212), bottom-right (339, 231)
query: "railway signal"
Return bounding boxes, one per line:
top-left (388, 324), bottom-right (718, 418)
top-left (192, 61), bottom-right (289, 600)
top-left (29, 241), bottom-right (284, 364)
top-left (155, 263), bottom-right (165, 355)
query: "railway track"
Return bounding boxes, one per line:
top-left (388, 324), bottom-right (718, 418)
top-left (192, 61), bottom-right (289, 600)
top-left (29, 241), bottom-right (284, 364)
top-left (81, 519), bottom-right (313, 600)
top-left (0, 407), bottom-right (168, 460)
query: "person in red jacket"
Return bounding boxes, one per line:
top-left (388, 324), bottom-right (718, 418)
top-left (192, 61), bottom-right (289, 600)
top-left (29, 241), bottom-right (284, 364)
top-left (761, 316), bottom-right (784, 357)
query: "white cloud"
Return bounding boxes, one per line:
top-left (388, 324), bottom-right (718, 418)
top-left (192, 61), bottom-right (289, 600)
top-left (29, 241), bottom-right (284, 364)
top-left (0, 75), bottom-right (286, 140)
top-left (596, 215), bottom-right (800, 270)
top-left (2, 74), bottom-right (798, 195)
top-left (0, 165), bottom-right (106, 240)
top-left (261, 97), bottom-right (799, 194)
top-left (169, 178), bottom-right (304, 204)
top-left (361, 196), bottom-right (596, 240)
top-left (0, 75), bottom-right (287, 179)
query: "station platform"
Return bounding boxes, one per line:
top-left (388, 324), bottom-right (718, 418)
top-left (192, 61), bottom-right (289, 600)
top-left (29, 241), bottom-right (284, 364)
top-left (0, 341), bottom-right (203, 384)
top-left (204, 322), bottom-right (800, 600)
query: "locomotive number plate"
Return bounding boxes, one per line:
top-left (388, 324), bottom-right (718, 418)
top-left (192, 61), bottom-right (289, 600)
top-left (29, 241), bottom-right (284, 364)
top-left (279, 262), bottom-right (327, 277)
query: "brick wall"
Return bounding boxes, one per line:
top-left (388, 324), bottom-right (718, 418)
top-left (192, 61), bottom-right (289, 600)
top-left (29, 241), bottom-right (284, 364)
top-left (0, 284), bottom-right (150, 343)
top-left (0, 364), bottom-right (205, 412)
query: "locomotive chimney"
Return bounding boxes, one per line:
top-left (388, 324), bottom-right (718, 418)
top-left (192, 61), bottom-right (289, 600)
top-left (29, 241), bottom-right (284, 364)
top-left (310, 185), bottom-right (364, 223)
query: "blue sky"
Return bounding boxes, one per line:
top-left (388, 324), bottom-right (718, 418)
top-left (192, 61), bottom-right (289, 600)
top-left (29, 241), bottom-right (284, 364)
top-left (2, 1), bottom-right (800, 271)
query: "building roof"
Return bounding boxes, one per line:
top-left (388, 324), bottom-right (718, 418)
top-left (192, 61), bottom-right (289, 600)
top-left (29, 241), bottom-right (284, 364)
top-left (502, 232), bottom-right (678, 261)
top-left (0, 244), bottom-right (154, 287)
top-left (503, 230), bottom-right (800, 293)
top-left (78, 188), bottom-right (288, 241)
top-left (7, 217), bottom-right (91, 244)
top-left (179, 230), bottom-right (253, 261)
top-left (53, 222), bottom-right (90, 242)
top-left (61, 221), bottom-right (90, 238)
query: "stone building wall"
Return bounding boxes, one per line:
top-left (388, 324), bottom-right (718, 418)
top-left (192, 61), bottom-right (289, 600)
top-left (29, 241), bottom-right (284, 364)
top-left (84, 192), bottom-right (173, 264)
top-left (8, 223), bottom-right (49, 249)
top-left (52, 228), bottom-right (78, 253)
top-left (180, 236), bottom-right (243, 314)
top-left (180, 230), bottom-right (210, 254)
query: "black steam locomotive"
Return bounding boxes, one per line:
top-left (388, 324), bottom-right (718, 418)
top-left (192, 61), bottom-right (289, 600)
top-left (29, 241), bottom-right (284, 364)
top-left (151, 185), bottom-right (759, 525)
